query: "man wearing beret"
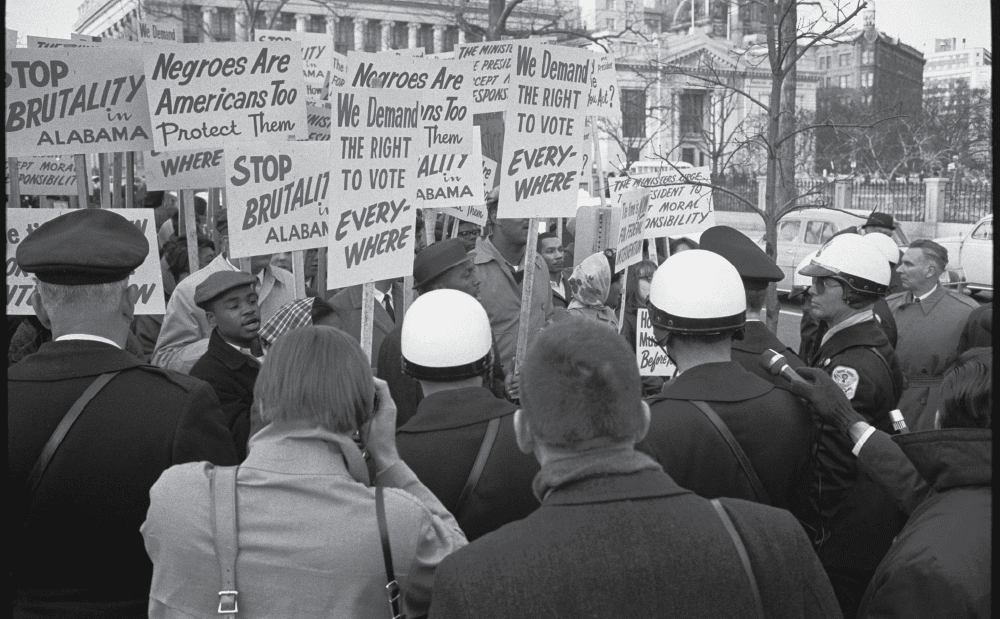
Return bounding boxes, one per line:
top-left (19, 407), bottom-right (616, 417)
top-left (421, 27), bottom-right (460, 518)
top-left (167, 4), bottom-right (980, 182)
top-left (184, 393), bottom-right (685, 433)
top-left (189, 271), bottom-right (264, 461)
top-left (9, 209), bottom-right (238, 618)
top-left (377, 238), bottom-right (506, 427)
top-left (699, 225), bottom-right (806, 389)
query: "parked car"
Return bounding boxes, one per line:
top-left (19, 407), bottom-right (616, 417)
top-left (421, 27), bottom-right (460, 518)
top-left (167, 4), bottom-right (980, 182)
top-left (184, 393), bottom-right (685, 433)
top-left (757, 208), bottom-right (910, 293)
top-left (933, 214), bottom-right (993, 294)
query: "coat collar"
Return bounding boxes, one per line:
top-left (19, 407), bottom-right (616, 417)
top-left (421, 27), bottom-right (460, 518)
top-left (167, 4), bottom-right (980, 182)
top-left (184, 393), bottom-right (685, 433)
top-left (895, 428), bottom-right (992, 491)
top-left (813, 317), bottom-right (888, 363)
top-left (346, 283), bottom-right (400, 333)
top-left (244, 420), bottom-right (370, 483)
top-left (544, 468), bottom-right (693, 506)
top-left (207, 328), bottom-right (260, 371)
top-left (397, 387), bottom-right (516, 433)
top-left (8, 339), bottom-right (145, 381)
top-left (891, 285), bottom-right (948, 316)
top-left (651, 361), bottom-right (773, 402)
top-left (731, 320), bottom-right (787, 354)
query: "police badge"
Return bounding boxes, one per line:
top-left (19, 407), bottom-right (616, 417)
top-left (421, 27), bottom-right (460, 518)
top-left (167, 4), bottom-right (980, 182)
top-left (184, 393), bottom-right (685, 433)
top-left (831, 366), bottom-right (860, 400)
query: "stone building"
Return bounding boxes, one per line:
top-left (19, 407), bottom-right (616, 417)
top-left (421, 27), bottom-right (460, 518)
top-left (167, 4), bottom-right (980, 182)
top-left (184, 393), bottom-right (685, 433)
top-left (923, 38), bottom-right (991, 104)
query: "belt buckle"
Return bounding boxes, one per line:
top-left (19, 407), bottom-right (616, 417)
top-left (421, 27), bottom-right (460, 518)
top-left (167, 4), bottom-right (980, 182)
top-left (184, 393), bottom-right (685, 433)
top-left (218, 590), bottom-right (238, 614)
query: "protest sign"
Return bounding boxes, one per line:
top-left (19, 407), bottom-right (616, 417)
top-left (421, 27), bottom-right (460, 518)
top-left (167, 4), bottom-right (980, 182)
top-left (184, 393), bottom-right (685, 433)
top-left (5, 47), bottom-right (154, 156)
top-left (636, 308), bottom-right (675, 376)
top-left (482, 153), bottom-right (498, 193)
top-left (498, 42), bottom-right (590, 219)
top-left (587, 52), bottom-right (619, 118)
top-left (138, 21), bottom-right (179, 44)
top-left (142, 41), bottom-right (309, 151)
top-left (145, 148), bottom-right (225, 190)
top-left (6, 28), bottom-right (16, 49)
top-left (6, 208), bottom-right (166, 315)
top-left (224, 140), bottom-right (331, 259)
top-left (306, 102), bottom-right (331, 140)
top-left (455, 40), bottom-right (515, 113)
top-left (614, 185), bottom-right (649, 272)
top-left (441, 130), bottom-right (488, 226)
top-left (255, 30), bottom-right (336, 103)
top-left (610, 166), bottom-right (716, 239)
top-left (27, 36), bottom-right (97, 48)
top-left (328, 87), bottom-right (421, 289)
top-left (6, 156), bottom-right (77, 195)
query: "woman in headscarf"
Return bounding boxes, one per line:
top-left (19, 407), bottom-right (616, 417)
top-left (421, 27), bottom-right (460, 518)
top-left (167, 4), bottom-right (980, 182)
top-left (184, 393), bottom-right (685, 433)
top-left (562, 251), bottom-right (620, 330)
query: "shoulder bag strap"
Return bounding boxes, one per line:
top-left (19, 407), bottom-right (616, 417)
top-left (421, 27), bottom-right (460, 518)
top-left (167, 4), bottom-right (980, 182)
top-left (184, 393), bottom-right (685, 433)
top-left (454, 417), bottom-right (502, 517)
top-left (25, 371), bottom-right (122, 499)
top-left (690, 401), bottom-right (772, 506)
top-left (376, 485), bottom-right (405, 619)
top-left (211, 465), bottom-right (240, 617)
top-left (711, 499), bottom-right (765, 619)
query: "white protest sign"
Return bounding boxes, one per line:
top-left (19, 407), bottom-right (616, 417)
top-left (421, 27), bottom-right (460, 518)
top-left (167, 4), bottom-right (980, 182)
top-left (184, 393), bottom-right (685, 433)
top-left (142, 41), bottom-right (309, 151)
top-left (225, 140), bottom-right (331, 258)
top-left (6, 208), bottom-right (166, 315)
top-left (610, 166), bottom-right (716, 238)
top-left (138, 21), bottom-right (179, 45)
top-left (498, 42), bottom-right (590, 219)
top-left (384, 48), bottom-right (426, 57)
top-left (455, 40), bottom-right (515, 113)
top-left (306, 102), bottom-right (331, 140)
top-left (587, 52), bottom-right (619, 118)
top-left (28, 36), bottom-right (97, 48)
top-left (255, 30), bottom-right (334, 103)
top-left (637, 308), bottom-right (675, 376)
top-left (6, 28), bottom-right (17, 49)
top-left (614, 185), bottom-right (649, 272)
top-left (328, 88), bottom-right (421, 289)
top-left (145, 148), bottom-right (225, 190)
top-left (6, 156), bottom-right (77, 195)
top-left (442, 130), bottom-right (488, 226)
top-left (482, 153), bottom-right (498, 192)
top-left (5, 47), bottom-right (154, 156)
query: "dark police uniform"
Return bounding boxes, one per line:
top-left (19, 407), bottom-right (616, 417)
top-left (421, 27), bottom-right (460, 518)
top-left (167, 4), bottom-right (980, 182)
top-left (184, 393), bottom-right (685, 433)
top-left (808, 315), bottom-right (906, 618)
top-left (396, 386), bottom-right (540, 541)
top-left (731, 320), bottom-right (806, 388)
top-left (9, 208), bottom-right (238, 617)
top-left (638, 362), bottom-right (818, 532)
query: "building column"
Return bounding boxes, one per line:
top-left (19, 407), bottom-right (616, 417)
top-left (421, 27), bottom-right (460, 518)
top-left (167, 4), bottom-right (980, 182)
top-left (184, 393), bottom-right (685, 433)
top-left (834, 178), bottom-right (854, 210)
top-left (432, 24), bottom-right (445, 54)
top-left (924, 178), bottom-right (948, 225)
top-left (407, 22), bottom-right (420, 49)
top-left (295, 13), bottom-right (309, 33)
top-left (457, 28), bottom-right (465, 45)
top-left (236, 9), bottom-right (249, 42)
top-left (327, 16), bottom-right (338, 37)
top-left (380, 20), bottom-right (393, 50)
top-left (202, 6), bottom-right (217, 42)
top-left (354, 18), bottom-right (366, 51)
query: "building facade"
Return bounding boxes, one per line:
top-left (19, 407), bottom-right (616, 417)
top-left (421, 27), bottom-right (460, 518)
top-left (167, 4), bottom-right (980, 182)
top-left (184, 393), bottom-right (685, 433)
top-left (923, 38), bottom-right (991, 103)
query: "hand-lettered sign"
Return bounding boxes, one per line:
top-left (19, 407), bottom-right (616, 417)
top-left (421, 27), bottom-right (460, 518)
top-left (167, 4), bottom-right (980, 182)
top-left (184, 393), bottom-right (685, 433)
top-left (587, 52), bottom-right (620, 119)
top-left (145, 148), bottom-right (226, 190)
top-left (455, 40), bottom-right (516, 113)
top-left (610, 166), bottom-right (716, 238)
top-left (614, 185), bottom-right (649, 272)
top-left (255, 30), bottom-right (338, 103)
top-left (637, 308), bottom-right (675, 377)
top-left (6, 156), bottom-right (78, 195)
top-left (306, 102), bottom-right (331, 140)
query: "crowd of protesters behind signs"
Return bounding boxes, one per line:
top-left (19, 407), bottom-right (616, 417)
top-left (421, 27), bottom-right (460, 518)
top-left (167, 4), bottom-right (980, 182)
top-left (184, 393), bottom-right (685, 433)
top-left (8, 185), bottom-right (992, 619)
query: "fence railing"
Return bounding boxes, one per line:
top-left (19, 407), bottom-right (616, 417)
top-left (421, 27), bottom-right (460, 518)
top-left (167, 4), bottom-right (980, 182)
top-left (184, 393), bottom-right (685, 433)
top-left (794, 179), bottom-right (835, 208)
top-left (943, 181), bottom-right (993, 223)
top-left (853, 181), bottom-right (926, 222)
top-left (713, 177), bottom-right (758, 213)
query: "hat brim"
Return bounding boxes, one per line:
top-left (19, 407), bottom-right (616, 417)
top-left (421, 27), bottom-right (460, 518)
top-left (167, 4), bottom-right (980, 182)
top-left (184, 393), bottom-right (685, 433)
top-left (411, 256), bottom-right (473, 289)
top-left (787, 285), bottom-right (810, 300)
top-left (798, 262), bottom-right (838, 278)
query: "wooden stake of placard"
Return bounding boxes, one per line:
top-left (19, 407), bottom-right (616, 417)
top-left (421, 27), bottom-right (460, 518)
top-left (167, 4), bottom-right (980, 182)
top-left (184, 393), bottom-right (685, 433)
top-left (180, 189), bottom-right (200, 276)
top-left (423, 208), bottom-right (436, 247)
top-left (238, 258), bottom-right (252, 274)
top-left (292, 251), bottom-right (306, 299)
top-left (74, 155), bottom-right (89, 207)
top-left (98, 154), bottom-right (111, 209)
top-left (591, 123), bottom-right (609, 210)
top-left (124, 152), bottom-right (135, 209)
top-left (514, 220), bottom-right (541, 373)
top-left (207, 188), bottom-right (220, 251)
top-left (556, 217), bottom-right (563, 243)
top-left (617, 268), bottom-right (628, 333)
top-left (360, 281), bottom-right (375, 361)
top-left (450, 215), bottom-right (459, 239)
top-left (112, 153), bottom-right (123, 209)
top-left (8, 158), bottom-right (21, 207)
top-left (315, 248), bottom-right (328, 297)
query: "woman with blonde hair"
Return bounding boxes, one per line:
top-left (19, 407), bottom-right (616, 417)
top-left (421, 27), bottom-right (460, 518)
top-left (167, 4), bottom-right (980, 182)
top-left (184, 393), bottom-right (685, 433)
top-left (142, 326), bottom-right (466, 618)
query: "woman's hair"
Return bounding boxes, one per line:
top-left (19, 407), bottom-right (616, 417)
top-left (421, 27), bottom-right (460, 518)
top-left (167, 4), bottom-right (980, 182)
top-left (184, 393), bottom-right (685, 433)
top-left (310, 297), bottom-right (337, 324)
top-left (938, 347), bottom-right (992, 429)
top-left (254, 326), bottom-right (375, 433)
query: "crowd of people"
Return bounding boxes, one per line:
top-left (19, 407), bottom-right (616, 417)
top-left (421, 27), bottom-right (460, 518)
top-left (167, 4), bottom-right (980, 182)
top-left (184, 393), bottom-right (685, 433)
top-left (8, 191), bottom-right (992, 618)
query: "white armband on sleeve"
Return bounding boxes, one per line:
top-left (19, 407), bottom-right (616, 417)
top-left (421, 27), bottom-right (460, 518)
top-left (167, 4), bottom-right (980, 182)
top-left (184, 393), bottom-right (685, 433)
top-left (851, 425), bottom-right (878, 457)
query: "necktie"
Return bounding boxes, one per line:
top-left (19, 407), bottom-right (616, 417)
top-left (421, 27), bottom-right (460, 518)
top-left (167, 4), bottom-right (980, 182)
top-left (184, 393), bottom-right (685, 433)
top-left (249, 337), bottom-right (264, 358)
top-left (383, 295), bottom-right (396, 323)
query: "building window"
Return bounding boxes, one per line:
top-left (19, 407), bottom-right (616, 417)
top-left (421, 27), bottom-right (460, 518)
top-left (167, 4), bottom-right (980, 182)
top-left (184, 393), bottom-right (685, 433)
top-left (681, 148), bottom-right (696, 165)
top-left (825, 76), bottom-right (832, 87)
top-left (679, 91), bottom-right (705, 135)
top-left (307, 15), bottom-right (326, 34)
top-left (862, 49), bottom-right (873, 64)
top-left (862, 71), bottom-right (872, 88)
top-left (214, 8), bottom-right (235, 41)
top-left (277, 12), bottom-right (296, 31)
top-left (444, 26), bottom-right (459, 53)
top-left (417, 24), bottom-right (434, 53)
top-left (838, 75), bottom-right (848, 88)
top-left (626, 146), bottom-right (640, 163)
top-left (335, 17), bottom-right (353, 54)
top-left (621, 88), bottom-right (646, 138)
top-left (252, 10), bottom-right (269, 31)
top-left (606, 18), bottom-right (616, 30)
top-left (365, 20), bottom-right (380, 52)
top-left (606, 0), bottom-right (616, 9)
top-left (839, 53), bottom-right (850, 67)
top-left (392, 22), bottom-right (408, 49)
top-left (183, 5), bottom-right (202, 43)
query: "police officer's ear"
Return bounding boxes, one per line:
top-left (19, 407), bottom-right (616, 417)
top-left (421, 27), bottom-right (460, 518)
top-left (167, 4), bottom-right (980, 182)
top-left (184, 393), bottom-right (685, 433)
top-left (513, 409), bottom-right (537, 456)
top-left (28, 289), bottom-right (52, 331)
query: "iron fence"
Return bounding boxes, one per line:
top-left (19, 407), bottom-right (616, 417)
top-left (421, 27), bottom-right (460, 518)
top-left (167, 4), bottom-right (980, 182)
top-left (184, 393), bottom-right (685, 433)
top-left (853, 181), bottom-right (926, 222)
top-left (793, 179), bottom-right (835, 208)
top-left (712, 177), bottom-right (758, 213)
top-left (943, 181), bottom-right (993, 223)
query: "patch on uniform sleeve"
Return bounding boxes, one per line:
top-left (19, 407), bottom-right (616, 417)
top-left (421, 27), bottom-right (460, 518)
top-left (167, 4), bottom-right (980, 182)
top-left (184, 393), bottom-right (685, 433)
top-left (831, 366), bottom-right (860, 400)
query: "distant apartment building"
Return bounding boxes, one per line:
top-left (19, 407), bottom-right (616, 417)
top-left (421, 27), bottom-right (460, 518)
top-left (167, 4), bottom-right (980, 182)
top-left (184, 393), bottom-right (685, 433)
top-left (578, 0), bottom-right (766, 43)
top-left (923, 38), bottom-right (991, 102)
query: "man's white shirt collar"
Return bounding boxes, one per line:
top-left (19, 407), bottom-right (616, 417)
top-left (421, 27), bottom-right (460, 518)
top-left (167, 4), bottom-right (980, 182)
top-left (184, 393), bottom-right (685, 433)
top-left (916, 285), bottom-right (938, 302)
top-left (54, 334), bottom-right (122, 349)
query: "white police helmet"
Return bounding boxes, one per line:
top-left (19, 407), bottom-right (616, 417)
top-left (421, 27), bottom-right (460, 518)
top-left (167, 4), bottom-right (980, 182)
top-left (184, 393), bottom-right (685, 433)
top-left (865, 232), bottom-right (902, 266)
top-left (647, 249), bottom-right (746, 334)
top-left (401, 289), bottom-right (493, 381)
top-left (798, 233), bottom-right (890, 296)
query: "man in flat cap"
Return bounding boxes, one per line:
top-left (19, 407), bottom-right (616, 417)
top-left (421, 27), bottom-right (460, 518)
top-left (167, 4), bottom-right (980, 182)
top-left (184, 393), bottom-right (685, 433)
top-left (9, 209), bottom-right (238, 618)
top-left (189, 271), bottom-right (264, 461)
top-left (888, 239), bottom-right (979, 431)
top-left (699, 225), bottom-right (806, 388)
top-left (377, 238), bottom-right (506, 427)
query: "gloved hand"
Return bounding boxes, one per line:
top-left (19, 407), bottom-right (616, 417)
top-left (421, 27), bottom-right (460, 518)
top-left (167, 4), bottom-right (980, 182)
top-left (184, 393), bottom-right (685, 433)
top-left (788, 366), bottom-right (866, 435)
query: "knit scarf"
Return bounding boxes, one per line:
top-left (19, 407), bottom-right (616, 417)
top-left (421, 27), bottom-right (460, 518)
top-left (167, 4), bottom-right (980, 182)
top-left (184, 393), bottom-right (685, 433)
top-left (532, 444), bottom-right (663, 502)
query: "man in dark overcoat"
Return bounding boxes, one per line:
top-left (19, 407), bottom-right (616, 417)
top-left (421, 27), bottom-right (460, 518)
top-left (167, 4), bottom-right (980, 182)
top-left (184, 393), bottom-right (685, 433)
top-left (8, 209), bottom-right (238, 618)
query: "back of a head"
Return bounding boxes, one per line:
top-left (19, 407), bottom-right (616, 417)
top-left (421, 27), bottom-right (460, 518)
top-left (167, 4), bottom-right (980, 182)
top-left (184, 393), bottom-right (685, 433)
top-left (938, 347), bottom-right (992, 429)
top-left (254, 325), bottom-right (374, 433)
top-left (521, 317), bottom-right (644, 448)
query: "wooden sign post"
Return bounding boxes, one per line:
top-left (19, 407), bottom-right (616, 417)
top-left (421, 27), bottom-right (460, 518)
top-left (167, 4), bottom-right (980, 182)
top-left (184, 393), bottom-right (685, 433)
top-left (98, 154), bottom-right (111, 209)
top-left (292, 251), bottom-right (306, 299)
top-left (180, 189), bottom-right (199, 276)
top-left (124, 152), bottom-right (135, 209)
top-left (74, 155), bottom-right (89, 207)
top-left (514, 221), bottom-right (541, 372)
top-left (8, 158), bottom-right (21, 207)
top-left (315, 248), bottom-right (328, 297)
top-left (112, 153), bottom-right (123, 209)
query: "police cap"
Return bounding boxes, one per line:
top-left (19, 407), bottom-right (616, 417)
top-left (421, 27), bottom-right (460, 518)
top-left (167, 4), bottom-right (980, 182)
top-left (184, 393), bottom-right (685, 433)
top-left (16, 208), bottom-right (149, 285)
top-left (413, 238), bottom-right (471, 289)
top-left (699, 225), bottom-right (784, 290)
top-left (194, 271), bottom-right (257, 310)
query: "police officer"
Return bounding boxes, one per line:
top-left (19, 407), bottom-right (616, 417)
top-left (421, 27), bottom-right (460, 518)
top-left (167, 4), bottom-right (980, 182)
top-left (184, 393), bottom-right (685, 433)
top-left (395, 290), bottom-right (539, 541)
top-left (699, 225), bottom-right (805, 388)
top-left (797, 233), bottom-right (905, 619)
top-left (9, 208), bottom-right (237, 617)
top-left (637, 250), bottom-right (818, 532)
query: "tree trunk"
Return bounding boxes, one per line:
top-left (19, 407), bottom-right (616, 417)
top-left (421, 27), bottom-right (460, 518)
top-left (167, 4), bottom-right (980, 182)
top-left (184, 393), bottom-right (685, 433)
top-left (488, 0), bottom-right (505, 41)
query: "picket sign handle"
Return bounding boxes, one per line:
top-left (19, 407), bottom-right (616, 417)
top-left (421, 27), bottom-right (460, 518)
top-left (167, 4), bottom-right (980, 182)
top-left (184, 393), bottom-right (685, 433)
top-left (238, 258), bottom-right (252, 274)
top-left (207, 189), bottom-right (220, 251)
top-left (8, 158), bottom-right (21, 207)
top-left (360, 282), bottom-right (375, 361)
top-left (292, 251), bottom-right (306, 299)
top-left (556, 217), bottom-right (563, 244)
top-left (514, 220), bottom-right (540, 374)
top-left (112, 153), bottom-right (123, 209)
top-left (424, 208), bottom-right (436, 246)
top-left (74, 155), bottom-right (89, 207)
top-left (124, 152), bottom-right (135, 209)
top-left (402, 276), bottom-right (415, 317)
top-left (99, 154), bottom-right (111, 209)
top-left (180, 189), bottom-right (199, 276)
top-left (450, 215), bottom-right (459, 238)
top-left (617, 268), bottom-right (628, 333)
top-left (591, 120), bottom-right (608, 210)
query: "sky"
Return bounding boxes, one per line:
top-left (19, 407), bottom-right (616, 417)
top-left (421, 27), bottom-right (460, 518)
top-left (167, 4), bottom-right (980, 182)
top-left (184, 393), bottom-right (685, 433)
top-left (5, 0), bottom-right (994, 52)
